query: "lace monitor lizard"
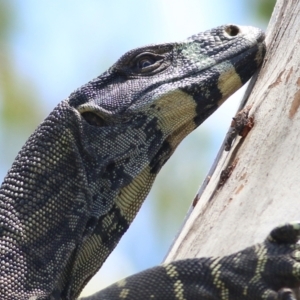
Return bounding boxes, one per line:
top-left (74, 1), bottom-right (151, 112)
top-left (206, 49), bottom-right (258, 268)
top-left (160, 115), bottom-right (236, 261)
top-left (1, 24), bottom-right (300, 299)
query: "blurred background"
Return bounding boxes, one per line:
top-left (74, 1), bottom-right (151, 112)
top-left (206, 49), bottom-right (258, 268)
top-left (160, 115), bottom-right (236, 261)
top-left (0, 0), bottom-right (275, 297)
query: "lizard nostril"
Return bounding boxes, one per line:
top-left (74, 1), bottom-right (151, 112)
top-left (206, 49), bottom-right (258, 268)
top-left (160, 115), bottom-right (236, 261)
top-left (225, 25), bottom-right (240, 37)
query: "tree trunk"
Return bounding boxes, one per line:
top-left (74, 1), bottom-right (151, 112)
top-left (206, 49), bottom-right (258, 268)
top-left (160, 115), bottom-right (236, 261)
top-left (165, 0), bottom-right (300, 268)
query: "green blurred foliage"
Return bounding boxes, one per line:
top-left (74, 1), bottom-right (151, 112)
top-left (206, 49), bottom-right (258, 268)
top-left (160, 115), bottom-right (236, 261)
top-left (0, 1), bottom-right (14, 40)
top-left (151, 130), bottom-right (212, 242)
top-left (0, 1), bottom-right (43, 167)
top-left (252, 0), bottom-right (277, 21)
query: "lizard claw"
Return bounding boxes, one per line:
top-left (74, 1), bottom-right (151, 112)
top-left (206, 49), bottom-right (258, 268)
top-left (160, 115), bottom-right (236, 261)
top-left (277, 288), bottom-right (297, 300)
top-left (211, 221), bottom-right (300, 299)
top-left (261, 288), bottom-right (296, 300)
top-left (253, 222), bottom-right (300, 299)
top-left (268, 222), bottom-right (300, 244)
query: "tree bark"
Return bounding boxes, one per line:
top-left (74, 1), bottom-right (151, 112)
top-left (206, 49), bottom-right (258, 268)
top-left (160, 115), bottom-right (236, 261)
top-left (165, 0), bottom-right (300, 267)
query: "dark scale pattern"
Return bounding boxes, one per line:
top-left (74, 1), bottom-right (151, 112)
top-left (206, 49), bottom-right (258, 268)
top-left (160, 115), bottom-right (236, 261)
top-left (2, 24), bottom-right (298, 300)
top-left (85, 223), bottom-right (300, 300)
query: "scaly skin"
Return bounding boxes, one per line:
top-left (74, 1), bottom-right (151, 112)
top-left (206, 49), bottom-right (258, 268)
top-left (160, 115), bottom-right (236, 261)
top-left (84, 223), bottom-right (300, 300)
top-left (1, 24), bottom-right (297, 300)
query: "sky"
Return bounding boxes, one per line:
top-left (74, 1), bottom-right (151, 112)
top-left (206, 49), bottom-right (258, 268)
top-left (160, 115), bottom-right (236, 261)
top-left (0, 0), bottom-right (268, 297)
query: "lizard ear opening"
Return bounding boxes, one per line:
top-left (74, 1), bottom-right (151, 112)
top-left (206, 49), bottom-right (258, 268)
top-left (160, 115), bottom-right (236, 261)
top-left (81, 112), bottom-right (107, 127)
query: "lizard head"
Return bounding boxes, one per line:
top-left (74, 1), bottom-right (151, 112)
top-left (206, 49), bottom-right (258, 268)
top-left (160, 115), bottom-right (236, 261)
top-left (75, 25), bottom-right (265, 169)
top-left (72, 24), bottom-right (265, 182)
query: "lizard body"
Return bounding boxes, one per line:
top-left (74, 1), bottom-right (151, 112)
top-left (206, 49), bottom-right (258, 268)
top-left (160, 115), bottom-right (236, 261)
top-left (1, 24), bottom-right (300, 299)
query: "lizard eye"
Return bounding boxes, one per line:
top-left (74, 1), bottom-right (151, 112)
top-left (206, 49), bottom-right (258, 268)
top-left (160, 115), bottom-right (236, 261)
top-left (137, 56), bottom-right (156, 69)
top-left (81, 112), bottom-right (107, 127)
top-left (114, 45), bottom-right (173, 76)
top-left (132, 52), bottom-right (165, 74)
